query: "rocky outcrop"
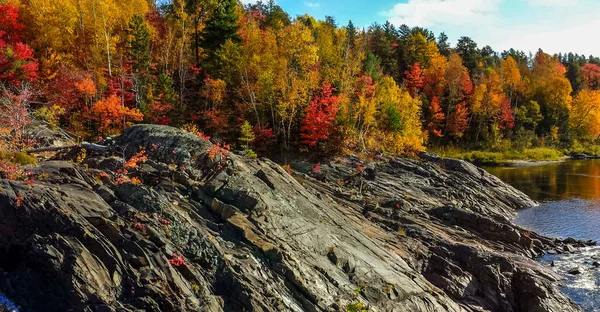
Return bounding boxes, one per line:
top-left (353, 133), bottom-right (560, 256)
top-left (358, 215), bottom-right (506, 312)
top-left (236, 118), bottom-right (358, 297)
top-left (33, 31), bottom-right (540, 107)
top-left (0, 125), bottom-right (582, 311)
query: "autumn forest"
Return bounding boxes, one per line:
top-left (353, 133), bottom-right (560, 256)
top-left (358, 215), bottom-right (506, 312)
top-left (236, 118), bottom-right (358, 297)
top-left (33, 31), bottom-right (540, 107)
top-left (2, 0), bottom-right (600, 159)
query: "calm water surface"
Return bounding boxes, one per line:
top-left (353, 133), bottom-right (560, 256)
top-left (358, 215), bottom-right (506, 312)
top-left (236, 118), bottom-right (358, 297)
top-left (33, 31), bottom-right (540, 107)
top-left (487, 160), bottom-right (600, 311)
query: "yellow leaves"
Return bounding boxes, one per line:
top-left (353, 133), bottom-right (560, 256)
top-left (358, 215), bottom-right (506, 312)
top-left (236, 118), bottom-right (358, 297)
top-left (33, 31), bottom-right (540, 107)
top-left (426, 51), bottom-right (448, 75)
top-left (277, 22), bottom-right (319, 73)
top-left (501, 56), bottom-right (522, 93)
top-left (21, 0), bottom-right (78, 55)
top-left (570, 89), bottom-right (600, 139)
top-left (471, 69), bottom-right (504, 119)
top-left (470, 83), bottom-right (486, 115)
top-left (357, 93), bottom-right (377, 129)
top-left (33, 104), bottom-right (65, 128)
top-left (544, 76), bottom-right (573, 111)
top-left (201, 78), bottom-right (226, 108)
top-left (352, 77), bottom-right (426, 154)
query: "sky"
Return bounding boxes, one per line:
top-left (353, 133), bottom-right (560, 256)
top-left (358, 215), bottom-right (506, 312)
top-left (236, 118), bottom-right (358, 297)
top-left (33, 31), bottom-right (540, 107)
top-left (241, 0), bottom-right (600, 56)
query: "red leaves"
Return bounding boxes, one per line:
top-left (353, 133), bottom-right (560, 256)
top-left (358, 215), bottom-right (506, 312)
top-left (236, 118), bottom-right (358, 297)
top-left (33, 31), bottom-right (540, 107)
top-left (208, 143), bottom-right (230, 160)
top-left (147, 100), bottom-right (174, 125)
top-left (0, 4), bottom-right (38, 85)
top-left (582, 63), bottom-right (600, 90)
top-left (133, 222), bottom-right (145, 231)
top-left (0, 4), bottom-right (24, 44)
top-left (169, 253), bottom-right (187, 267)
top-left (107, 76), bottom-right (135, 108)
top-left (498, 99), bottom-right (515, 131)
top-left (312, 162), bottom-right (321, 173)
top-left (15, 192), bottom-right (24, 206)
top-left (300, 82), bottom-right (340, 147)
top-left (355, 164), bottom-right (364, 175)
top-left (0, 85), bottom-right (34, 149)
top-left (203, 108), bottom-right (228, 135)
top-left (253, 124), bottom-right (276, 153)
top-left (404, 62), bottom-right (424, 97)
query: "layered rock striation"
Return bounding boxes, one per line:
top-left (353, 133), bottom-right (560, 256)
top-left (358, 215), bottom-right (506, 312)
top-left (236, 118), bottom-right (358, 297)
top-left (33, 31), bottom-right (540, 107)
top-left (0, 125), bottom-right (583, 312)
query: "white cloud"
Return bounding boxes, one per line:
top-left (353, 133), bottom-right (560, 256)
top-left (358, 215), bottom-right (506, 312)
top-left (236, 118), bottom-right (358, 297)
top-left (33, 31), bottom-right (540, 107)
top-left (497, 18), bottom-right (600, 55)
top-left (527, 0), bottom-right (578, 7)
top-left (382, 0), bottom-right (501, 27)
top-left (240, 0), bottom-right (258, 4)
top-left (304, 2), bottom-right (321, 9)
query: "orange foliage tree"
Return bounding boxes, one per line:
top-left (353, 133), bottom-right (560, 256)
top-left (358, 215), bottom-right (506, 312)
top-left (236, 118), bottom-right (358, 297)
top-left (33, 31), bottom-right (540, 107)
top-left (404, 62), bottom-right (424, 97)
top-left (91, 94), bottom-right (143, 136)
top-left (427, 96), bottom-right (445, 137)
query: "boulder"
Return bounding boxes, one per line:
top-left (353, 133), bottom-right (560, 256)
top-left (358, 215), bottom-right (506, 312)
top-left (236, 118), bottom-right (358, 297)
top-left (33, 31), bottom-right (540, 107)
top-left (568, 267), bottom-right (582, 275)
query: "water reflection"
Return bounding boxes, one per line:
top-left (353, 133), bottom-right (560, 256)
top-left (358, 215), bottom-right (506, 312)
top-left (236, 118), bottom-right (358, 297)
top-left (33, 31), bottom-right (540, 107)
top-left (486, 160), bottom-right (600, 201)
top-left (488, 160), bottom-right (600, 311)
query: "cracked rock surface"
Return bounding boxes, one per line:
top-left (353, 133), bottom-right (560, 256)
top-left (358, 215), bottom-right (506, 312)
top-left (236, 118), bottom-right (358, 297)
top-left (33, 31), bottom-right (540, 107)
top-left (0, 125), bottom-right (584, 312)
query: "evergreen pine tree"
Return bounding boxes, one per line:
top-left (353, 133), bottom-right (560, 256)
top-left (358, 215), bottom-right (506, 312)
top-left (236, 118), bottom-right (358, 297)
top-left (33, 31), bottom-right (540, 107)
top-left (201, 0), bottom-right (240, 70)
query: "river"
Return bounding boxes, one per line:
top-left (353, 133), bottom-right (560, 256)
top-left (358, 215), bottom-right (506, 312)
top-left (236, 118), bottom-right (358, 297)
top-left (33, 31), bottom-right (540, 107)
top-left (487, 160), bottom-right (600, 311)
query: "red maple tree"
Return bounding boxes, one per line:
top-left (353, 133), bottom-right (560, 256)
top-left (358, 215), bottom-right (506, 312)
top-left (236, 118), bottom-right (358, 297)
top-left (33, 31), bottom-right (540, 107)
top-left (253, 124), bottom-right (276, 153)
top-left (300, 82), bottom-right (340, 147)
top-left (404, 62), bottom-right (424, 97)
top-left (582, 63), bottom-right (600, 90)
top-left (498, 98), bottom-right (515, 130)
top-left (0, 4), bottom-right (38, 85)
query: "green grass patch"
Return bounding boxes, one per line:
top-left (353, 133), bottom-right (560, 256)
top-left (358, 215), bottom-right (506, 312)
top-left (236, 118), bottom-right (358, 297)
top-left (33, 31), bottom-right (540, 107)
top-left (429, 147), bottom-right (563, 165)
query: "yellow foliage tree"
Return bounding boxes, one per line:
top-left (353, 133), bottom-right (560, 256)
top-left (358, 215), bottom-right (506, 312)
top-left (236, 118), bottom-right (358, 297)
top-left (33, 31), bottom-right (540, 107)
top-left (374, 77), bottom-right (425, 153)
top-left (570, 89), bottom-right (600, 140)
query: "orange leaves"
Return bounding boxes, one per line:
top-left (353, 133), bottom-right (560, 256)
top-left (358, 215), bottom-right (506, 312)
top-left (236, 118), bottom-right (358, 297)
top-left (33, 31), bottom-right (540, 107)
top-left (208, 143), bottom-right (230, 160)
top-left (427, 97), bottom-right (445, 137)
top-left (74, 77), bottom-right (96, 96)
top-left (404, 62), bottom-right (424, 97)
top-left (282, 164), bottom-right (292, 175)
top-left (447, 102), bottom-right (470, 138)
top-left (124, 150), bottom-right (147, 169)
top-left (91, 94), bottom-right (143, 135)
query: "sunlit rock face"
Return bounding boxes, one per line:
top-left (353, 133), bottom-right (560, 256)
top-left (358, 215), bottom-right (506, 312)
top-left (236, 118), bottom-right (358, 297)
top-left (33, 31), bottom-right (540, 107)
top-left (0, 125), bottom-right (582, 312)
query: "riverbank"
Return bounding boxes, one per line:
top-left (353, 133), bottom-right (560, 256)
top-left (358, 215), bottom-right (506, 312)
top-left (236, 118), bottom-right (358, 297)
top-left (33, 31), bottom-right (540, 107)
top-left (0, 124), bottom-right (582, 312)
top-left (429, 147), bottom-right (575, 167)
